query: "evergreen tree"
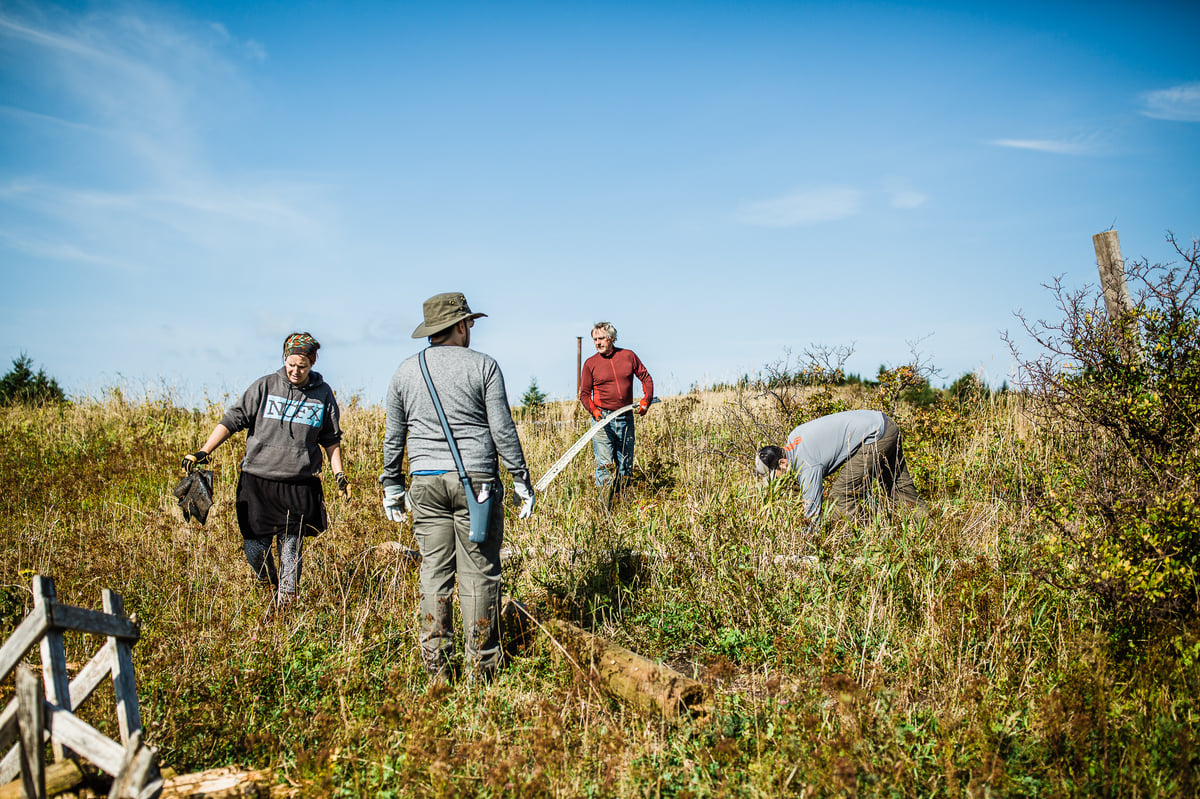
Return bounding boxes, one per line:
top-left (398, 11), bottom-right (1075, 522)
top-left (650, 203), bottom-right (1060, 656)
top-left (0, 355), bottom-right (66, 405)
top-left (521, 378), bottom-right (547, 415)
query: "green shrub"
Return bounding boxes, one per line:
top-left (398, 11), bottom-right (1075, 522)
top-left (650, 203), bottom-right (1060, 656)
top-left (1010, 233), bottom-right (1200, 640)
top-left (948, 372), bottom-right (990, 404)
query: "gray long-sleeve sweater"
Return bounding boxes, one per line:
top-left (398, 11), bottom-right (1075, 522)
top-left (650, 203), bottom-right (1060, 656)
top-left (784, 409), bottom-right (887, 518)
top-left (380, 345), bottom-right (530, 488)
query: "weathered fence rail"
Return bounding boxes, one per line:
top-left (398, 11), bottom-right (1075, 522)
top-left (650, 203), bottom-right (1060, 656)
top-left (0, 575), bottom-right (161, 799)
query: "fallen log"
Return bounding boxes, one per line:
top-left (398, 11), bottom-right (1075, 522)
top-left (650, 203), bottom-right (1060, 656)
top-left (0, 758), bottom-right (81, 798)
top-left (544, 619), bottom-right (708, 720)
top-left (0, 758), bottom-right (82, 799)
top-left (160, 766), bottom-right (290, 798)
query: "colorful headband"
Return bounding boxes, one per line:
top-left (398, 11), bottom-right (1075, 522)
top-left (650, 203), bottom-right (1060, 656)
top-left (283, 332), bottom-right (319, 362)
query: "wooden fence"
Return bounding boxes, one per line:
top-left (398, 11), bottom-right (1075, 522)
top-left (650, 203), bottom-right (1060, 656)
top-left (0, 575), bottom-right (160, 799)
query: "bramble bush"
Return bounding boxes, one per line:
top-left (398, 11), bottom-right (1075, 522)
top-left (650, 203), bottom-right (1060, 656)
top-left (1009, 233), bottom-right (1200, 643)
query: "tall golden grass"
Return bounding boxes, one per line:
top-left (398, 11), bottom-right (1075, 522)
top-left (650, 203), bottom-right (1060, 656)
top-left (0, 385), bottom-right (1196, 797)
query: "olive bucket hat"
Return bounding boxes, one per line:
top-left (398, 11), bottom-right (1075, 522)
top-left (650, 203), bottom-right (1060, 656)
top-left (411, 292), bottom-right (488, 338)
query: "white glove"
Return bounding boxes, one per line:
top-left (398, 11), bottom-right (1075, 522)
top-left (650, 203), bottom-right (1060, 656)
top-left (512, 480), bottom-right (535, 520)
top-left (382, 484), bottom-right (407, 523)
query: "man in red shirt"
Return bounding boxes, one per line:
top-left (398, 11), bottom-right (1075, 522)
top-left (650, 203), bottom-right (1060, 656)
top-left (577, 321), bottom-right (654, 487)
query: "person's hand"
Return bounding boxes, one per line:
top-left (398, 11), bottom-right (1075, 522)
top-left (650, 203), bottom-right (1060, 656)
top-left (512, 480), bottom-right (535, 519)
top-left (335, 471), bottom-right (350, 500)
top-left (592, 409), bottom-right (602, 421)
top-left (637, 398), bottom-right (651, 416)
top-left (382, 484), bottom-right (407, 523)
top-left (181, 451), bottom-right (209, 472)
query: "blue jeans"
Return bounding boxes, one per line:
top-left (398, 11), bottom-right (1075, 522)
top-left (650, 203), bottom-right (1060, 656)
top-left (592, 410), bottom-right (635, 485)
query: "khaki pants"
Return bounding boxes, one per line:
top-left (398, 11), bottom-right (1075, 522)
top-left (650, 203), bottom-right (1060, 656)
top-left (409, 472), bottom-right (505, 678)
top-left (828, 415), bottom-right (924, 519)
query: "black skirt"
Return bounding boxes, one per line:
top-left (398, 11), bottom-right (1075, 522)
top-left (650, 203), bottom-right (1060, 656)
top-left (235, 472), bottom-right (328, 539)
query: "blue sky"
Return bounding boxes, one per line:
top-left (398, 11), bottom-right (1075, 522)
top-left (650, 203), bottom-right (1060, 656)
top-left (2, 0), bottom-right (1197, 406)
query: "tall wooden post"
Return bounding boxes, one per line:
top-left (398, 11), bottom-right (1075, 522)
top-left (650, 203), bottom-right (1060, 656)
top-left (16, 665), bottom-right (45, 799)
top-left (1093, 229), bottom-right (1139, 360)
top-left (33, 577), bottom-right (70, 762)
top-left (576, 337), bottom-right (582, 395)
top-left (103, 591), bottom-right (140, 744)
top-left (1093, 230), bottom-right (1134, 321)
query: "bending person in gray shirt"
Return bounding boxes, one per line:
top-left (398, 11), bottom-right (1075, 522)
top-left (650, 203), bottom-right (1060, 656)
top-left (756, 409), bottom-right (925, 523)
top-left (380, 292), bottom-right (535, 683)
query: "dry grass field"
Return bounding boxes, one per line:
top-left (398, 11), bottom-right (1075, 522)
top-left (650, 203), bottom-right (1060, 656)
top-left (1, 376), bottom-right (1197, 796)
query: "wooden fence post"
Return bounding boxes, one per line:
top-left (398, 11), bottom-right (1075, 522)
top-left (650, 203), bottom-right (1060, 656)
top-left (1093, 229), bottom-right (1140, 360)
top-left (15, 665), bottom-right (45, 799)
top-left (107, 729), bottom-right (161, 799)
top-left (0, 576), bottom-right (154, 795)
top-left (1093, 230), bottom-right (1134, 321)
top-left (103, 591), bottom-right (141, 745)
top-left (32, 577), bottom-right (71, 763)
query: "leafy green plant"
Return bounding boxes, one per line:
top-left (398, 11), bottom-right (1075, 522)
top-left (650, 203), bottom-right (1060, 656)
top-left (948, 371), bottom-right (991, 404)
top-left (1009, 232), bottom-right (1200, 639)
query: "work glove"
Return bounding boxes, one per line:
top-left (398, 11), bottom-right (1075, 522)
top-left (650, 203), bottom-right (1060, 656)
top-left (382, 484), bottom-right (407, 523)
top-left (637, 398), bottom-right (651, 416)
top-left (512, 480), bottom-right (535, 520)
top-left (591, 408), bottom-right (602, 421)
top-left (181, 451), bottom-right (209, 473)
top-left (335, 471), bottom-right (350, 500)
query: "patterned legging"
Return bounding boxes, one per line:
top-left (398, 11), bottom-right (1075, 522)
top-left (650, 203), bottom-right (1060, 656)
top-left (243, 534), bottom-right (304, 596)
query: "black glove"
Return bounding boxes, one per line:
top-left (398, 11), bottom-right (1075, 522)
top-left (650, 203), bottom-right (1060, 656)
top-left (335, 471), bottom-right (350, 499)
top-left (182, 451), bottom-right (210, 473)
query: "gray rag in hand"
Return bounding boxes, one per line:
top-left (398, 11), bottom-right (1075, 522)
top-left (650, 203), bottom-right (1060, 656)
top-left (173, 469), bottom-right (214, 524)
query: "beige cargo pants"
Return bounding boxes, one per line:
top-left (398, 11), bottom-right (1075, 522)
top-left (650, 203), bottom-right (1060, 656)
top-left (409, 471), bottom-right (505, 679)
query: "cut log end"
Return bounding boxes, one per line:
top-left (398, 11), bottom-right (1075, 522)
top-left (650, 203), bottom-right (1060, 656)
top-left (545, 619), bottom-right (709, 720)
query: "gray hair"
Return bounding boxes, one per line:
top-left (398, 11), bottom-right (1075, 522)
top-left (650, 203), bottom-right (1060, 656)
top-left (591, 321), bottom-right (617, 343)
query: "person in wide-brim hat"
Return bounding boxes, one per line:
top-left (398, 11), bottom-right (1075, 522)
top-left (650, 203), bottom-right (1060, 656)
top-left (383, 289), bottom-right (534, 684)
top-left (412, 292), bottom-right (488, 338)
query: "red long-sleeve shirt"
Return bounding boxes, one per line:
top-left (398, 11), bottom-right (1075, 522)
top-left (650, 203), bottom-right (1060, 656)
top-left (578, 348), bottom-right (654, 416)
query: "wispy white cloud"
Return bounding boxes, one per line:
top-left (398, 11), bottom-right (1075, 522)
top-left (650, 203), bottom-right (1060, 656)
top-left (244, 39), bottom-right (267, 61)
top-left (0, 6), bottom-right (323, 277)
top-left (987, 137), bottom-right (1096, 155)
top-left (0, 103), bottom-right (108, 135)
top-left (889, 190), bottom-right (927, 209)
top-left (0, 227), bottom-right (129, 270)
top-left (1140, 82), bottom-right (1200, 122)
top-left (0, 175), bottom-right (329, 273)
top-left (738, 186), bottom-right (863, 227)
top-left (209, 20), bottom-right (267, 61)
top-left (0, 12), bottom-right (109, 60)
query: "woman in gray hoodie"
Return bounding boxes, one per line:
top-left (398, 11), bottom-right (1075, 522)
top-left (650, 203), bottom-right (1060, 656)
top-left (181, 332), bottom-right (348, 613)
